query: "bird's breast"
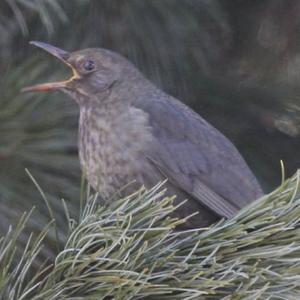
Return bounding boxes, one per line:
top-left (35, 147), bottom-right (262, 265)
top-left (78, 104), bottom-right (153, 199)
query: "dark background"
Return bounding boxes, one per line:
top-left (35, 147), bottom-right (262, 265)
top-left (1, 0), bottom-right (300, 255)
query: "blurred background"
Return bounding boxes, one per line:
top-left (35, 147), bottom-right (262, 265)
top-left (1, 0), bottom-right (300, 257)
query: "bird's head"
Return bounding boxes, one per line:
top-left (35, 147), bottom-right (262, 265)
top-left (22, 41), bottom-right (139, 104)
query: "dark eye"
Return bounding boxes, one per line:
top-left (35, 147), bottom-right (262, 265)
top-left (83, 59), bottom-right (95, 71)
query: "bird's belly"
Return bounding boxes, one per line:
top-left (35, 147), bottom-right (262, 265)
top-left (78, 129), bottom-right (155, 200)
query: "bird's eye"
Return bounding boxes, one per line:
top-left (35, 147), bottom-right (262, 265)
top-left (83, 59), bottom-right (95, 72)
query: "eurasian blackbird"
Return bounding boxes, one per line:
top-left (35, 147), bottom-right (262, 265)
top-left (23, 41), bottom-right (263, 228)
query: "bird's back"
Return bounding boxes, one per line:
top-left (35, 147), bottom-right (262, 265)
top-left (132, 89), bottom-right (263, 226)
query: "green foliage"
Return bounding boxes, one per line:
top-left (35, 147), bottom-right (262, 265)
top-left (0, 58), bottom-right (80, 254)
top-left (2, 0), bottom-right (66, 35)
top-left (0, 0), bottom-right (84, 247)
top-left (1, 174), bottom-right (300, 299)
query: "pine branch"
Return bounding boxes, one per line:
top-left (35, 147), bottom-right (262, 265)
top-left (1, 173), bottom-right (300, 299)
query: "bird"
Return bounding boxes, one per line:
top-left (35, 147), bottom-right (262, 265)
top-left (23, 41), bottom-right (263, 228)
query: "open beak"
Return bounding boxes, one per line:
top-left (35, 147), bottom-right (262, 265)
top-left (22, 41), bottom-right (77, 93)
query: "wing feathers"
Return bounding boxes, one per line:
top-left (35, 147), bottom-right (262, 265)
top-left (192, 180), bottom-right (238, 218)
top-left (134, 93), bottom-right (263, 219)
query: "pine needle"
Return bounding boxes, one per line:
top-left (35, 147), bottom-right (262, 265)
top-left (2, 173), bottom-right (300, 299)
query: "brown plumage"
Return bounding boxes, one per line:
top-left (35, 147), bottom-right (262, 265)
top-left (23, 41), bottom-right (263, 228)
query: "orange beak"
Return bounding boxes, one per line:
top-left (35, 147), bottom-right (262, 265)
top-left (21, 41), bottom-right (78, 93)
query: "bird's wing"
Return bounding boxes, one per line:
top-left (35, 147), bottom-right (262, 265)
top-left (134, 94), bottom-right (262, 218)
